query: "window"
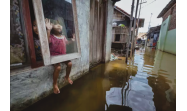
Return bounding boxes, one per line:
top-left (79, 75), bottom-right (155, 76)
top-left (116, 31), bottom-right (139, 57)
top-left (115, 34), bottom-right (120, 41)
top-left (32, 0), bottom-right (81, 65)
top-left (10, 0), bottom-right (45, 70)
top-left (28, 0), bottom-right (44, 68)
top-left (10, 0), bottom-right (81, 69)
top-left (41, 0), bottom-right (78, 54)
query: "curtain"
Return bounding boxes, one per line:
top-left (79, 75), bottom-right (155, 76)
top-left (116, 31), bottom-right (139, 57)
top-left (10, 0), bottom-right (26, 64)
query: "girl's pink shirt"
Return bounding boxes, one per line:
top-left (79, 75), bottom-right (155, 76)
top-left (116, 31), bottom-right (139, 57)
top-left (49, 35), bottom-right (68, 56)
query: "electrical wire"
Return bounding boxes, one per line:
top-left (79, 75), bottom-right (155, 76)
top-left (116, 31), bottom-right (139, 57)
top-left (142, 0), bottom-right (156, 9)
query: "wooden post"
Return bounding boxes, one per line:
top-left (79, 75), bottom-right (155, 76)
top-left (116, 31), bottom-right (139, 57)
top-left (135, 0), bottom-right (142, 41)
top-left (130, 0), bottom-right (140, 59)
top-left (125, 0), bottom-right (135, 63)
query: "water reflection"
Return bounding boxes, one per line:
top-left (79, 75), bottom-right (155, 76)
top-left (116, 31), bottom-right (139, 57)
top-left (23, 47), bottom-right (176, 111)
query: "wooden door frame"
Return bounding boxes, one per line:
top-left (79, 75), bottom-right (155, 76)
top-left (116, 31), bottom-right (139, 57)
top-left (101, 0), bottom-right (108, 62)
top-left (89, 0), bottom-right (108, 67)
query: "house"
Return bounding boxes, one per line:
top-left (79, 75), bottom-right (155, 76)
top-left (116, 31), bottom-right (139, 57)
top-left (111, 6), bottom-right (130, 49)
top-left (137, 32), bottom-right (146, 39)
top-left (10, 0), bottom-right (121, 111)
top-left (111, 6), bottom-right (145, 50)
top-left (146, 25), bottom-right (161, 47)
top-left (157, 0), bottom-right (176, 54)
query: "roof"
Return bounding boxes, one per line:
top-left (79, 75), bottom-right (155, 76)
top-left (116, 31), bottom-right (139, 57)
top-left (157, 0), bottom-right (176, 18)
top-left (141, 33), bottom-right (147, 37)
top-left (114, 6), bottom-right (131, 18)
top-left (138, 32), bottom-right (146, 38)
top-left (114, 6), bottom-right (145, 27)
top-left (146, 25), bottom-right (161, 35)
top-left (112, 0), bottom-right (121, 4)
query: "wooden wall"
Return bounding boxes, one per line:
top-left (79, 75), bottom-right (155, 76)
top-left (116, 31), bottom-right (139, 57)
top-left (89, 0), bottom-right (107, 67)
top-left (113, 9), bottom-right (125, 21)
top-left (112, 27), bottom-right (129, 43)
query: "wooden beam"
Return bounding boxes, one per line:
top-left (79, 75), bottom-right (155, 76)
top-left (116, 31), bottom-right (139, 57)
top-left (32, 0), bottom-right (51, 65)
top-left (22, 0), bottom-right (44, 68)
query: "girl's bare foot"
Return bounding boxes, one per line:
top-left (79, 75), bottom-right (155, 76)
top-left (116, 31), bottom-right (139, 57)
top-left (65, 77), bottom-right (73, 85)
top-left (53, 84), bottom-right (60, 94)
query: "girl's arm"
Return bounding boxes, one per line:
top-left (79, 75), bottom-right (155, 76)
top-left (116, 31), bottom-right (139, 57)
top-left (45, 18), bottom-right (53, 43)
top-left (46, 30), bottom-right (51, 43)
top-left (65, 34), bottom-right (75, 45)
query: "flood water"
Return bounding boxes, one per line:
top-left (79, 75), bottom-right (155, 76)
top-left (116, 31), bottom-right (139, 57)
top-left (23, 47), bottom-right (176, 111)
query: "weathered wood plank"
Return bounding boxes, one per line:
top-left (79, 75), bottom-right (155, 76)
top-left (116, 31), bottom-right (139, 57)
top-left (72, 0), bottom-right (81, 55)
top-left (32, 0), bottom-right (51, 65)
top-left (93, 0), bottom-right (98, 64)
top-left (51, 53), bottom-right (81, 64)
top-left (22, 0), bottom-right (44, 68)
top-left (89, 0), bottom-right (107, 67)
top-left (102, 1), bottom-right (107, 62)
top-left (89, 0), bottom-right (95, 65)
top-left (98, 2), bottom-right (104, 62)
top-left (97, 1), bottom-right (101, 63)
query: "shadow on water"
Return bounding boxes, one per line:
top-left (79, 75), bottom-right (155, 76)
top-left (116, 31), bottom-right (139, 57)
top-left (22, 47), bottom-right (176, 111)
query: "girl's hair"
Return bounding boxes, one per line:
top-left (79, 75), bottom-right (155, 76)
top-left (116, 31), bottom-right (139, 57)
top-left (50, 24), bottom-right (63, 35)
top-left (29, 0), bottom-right (39, 39)
top-left (50, 28), bottom-right (55, 35)
top-left (31, 18), bottom-right (39, 38)
top-left (31, 19), bottom-right (40, 39)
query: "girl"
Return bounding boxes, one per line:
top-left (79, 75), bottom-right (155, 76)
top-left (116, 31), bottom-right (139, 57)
top-left (33, 20), bottom-right (43, 61)
top-left (32, 18), bottom-right (74, 94)
top-left (45, 18), bottom-right (74, 94)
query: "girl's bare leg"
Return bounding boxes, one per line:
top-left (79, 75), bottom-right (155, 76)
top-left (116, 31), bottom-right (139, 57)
top-left (53, 63), bottom-right (61, 94)
top-left (64, 61), bottom-right (73, 84)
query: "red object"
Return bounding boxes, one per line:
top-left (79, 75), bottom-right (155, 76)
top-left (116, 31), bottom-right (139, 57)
top-left (49, 35), bottom-right (67, 55)
top-left (153, 42), bottom-right (156, 47)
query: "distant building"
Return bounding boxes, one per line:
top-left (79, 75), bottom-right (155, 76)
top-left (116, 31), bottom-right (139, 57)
top-left (137, 32), bottom-right (147, 39)
top-left (112, 6), bottom-right (145, 49)
top-left (146, 25), bottom-right (161, 47)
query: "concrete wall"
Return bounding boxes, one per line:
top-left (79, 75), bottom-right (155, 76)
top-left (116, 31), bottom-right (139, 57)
top-left (164, 29), bottom-right (176, 54)
top-left (157, 16), bottom-right (170, 51)
top-left (10, 0), bottom-right (90, 111)
top-left (105, 0), bottom-right (114, 62)
top-left (157, 15), bottom-right (176, 55)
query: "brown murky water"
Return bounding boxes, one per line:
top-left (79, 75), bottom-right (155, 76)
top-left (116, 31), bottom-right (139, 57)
top-left (23, 47), bottom-right (176, 111)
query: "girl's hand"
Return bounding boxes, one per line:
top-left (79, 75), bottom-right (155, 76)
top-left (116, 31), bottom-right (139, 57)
top-left (71, 33), bottom-right (75, 41)
top-left (45, 18), bottom-right (53, 31)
